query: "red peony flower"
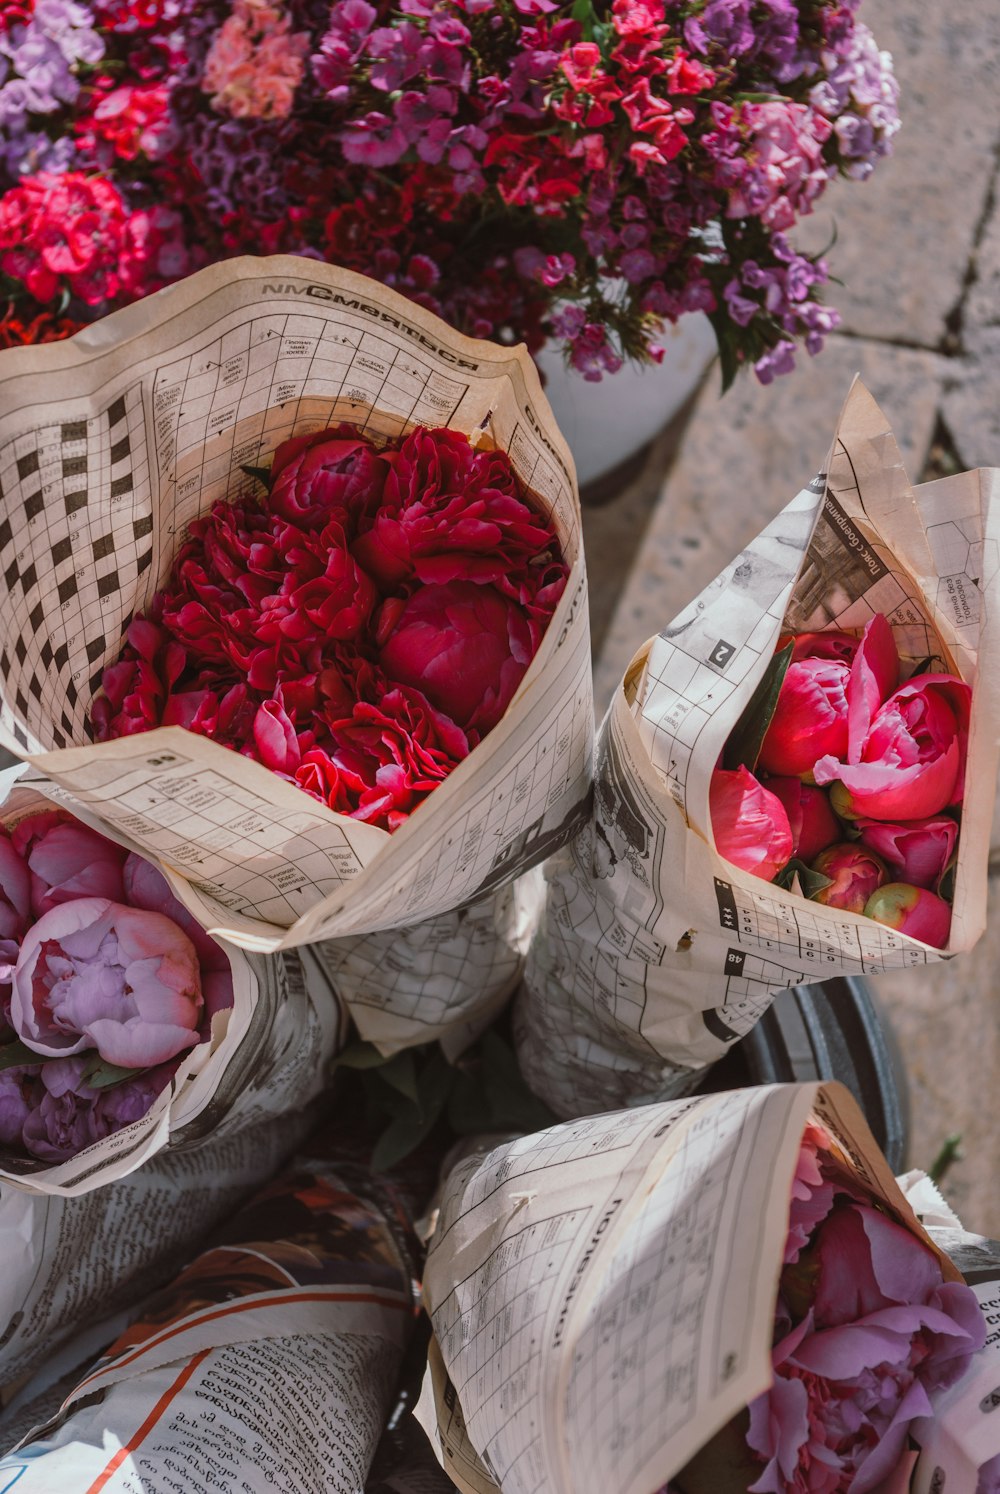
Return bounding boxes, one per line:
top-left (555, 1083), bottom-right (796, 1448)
top-left (378, 580), bottom-right (534, 734)
top-left (269, 425), bottom-right (394, 533)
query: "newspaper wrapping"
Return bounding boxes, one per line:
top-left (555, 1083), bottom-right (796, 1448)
top-left (0, 1156), bottom-right (418, 1492)
top-left (415, 1080), bottom-right (964, 1494)
top-left (515, 380), bottom-right (1000, 1117)
top-left (0, 771), bottom-right (348, 1196)
top-left (0, 256), bottom-right (593, 1055)
top-left (895, 1172), bottom-right (1000, 1492)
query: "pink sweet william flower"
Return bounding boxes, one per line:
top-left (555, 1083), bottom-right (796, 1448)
top-left (747, 1126), bottom-right (986, 1493)
top-left (378, 581), bottom-right (533, 734)
top-left (813, 675), bottom-right (971, 821)
top-left (810, 841), bottom-right (886, 914)
top-left (11, 898), bottom-right (204, 1069)
top-left (856, 816), bottom-right (959, 891)
top-left (864, 883), bottom-right (952, 950)
top-left (710, 766), bottom-right (793, 882)
top-left (764, 779), bottom-right (839, 863)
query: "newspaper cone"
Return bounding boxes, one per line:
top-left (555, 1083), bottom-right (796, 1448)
top-left (0, 257), bottom-right (592, 1054)
top-left (416, 1082), bottom-right (965, 1494)
top-left (0, 774), bottom-right (346, 1195)
top-left (515, 380), bottom-right (1000, 1117)
top-left (0, 1156), bottom-right (417, 1491)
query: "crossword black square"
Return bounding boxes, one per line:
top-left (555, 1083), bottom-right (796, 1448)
top-left (24, 489), bottom-right (43, 522)
top-left (86, 637), bottom-right (105, 664)
top-left (110, 436), bottom-right (130, 464)
top-left (14, 688), bottom-right (26, 716)
top-left (0, 519), bottom-right (11, 552)
top-left (108, 396), bottom-right (127, 426)
top-left (62, 421), bottom-right (87, 443)
top-left (66, 678), bottom-right (77, 707)
top-left (19, 561), bottom-right (36, 593)
top-left (54, 643), bottom-right (69, 671)
top-left (51, 536), bottom-right (72, 566)
top-left (40, 640), bottom-right (52, 668)
top-left (110, 475), bottom-right (132, 497)
top-left (28, 601), bottom-right (43, 631)
top-left (89, 668), bottom-right (104, 694)
top-left (709, 639), bottom-right (737, 669)
top-left (2, 560), bottom-right (14, 592)
top-left (16, 451), bottom-right (38, 481)
top-left (14, 637), bottom-right (25, 665)
top-left (93, 533), bottom-right (114, 562)
top-left (62, 455), bottom-right (87, 480)
top-left (0, 651), bottom-right (9, 675)
top-left (51, 726), bottom-right (65, 749)
top-left (12, 723), bottom-right (26, 748)
top-left (61, 710), bottom-right (74, 737)
top-left (28, 676), bottom-right (41, 701)
top-left (58, 576), bottom-right (77, 605)
top-left (133, 514), bottom-right (153, 540)
top-left (65, 491), bottom-right (87, 516)
top-left (138, 547), bottom-right (152, 574)
top-left (98, 570), bottom-right (119, 598)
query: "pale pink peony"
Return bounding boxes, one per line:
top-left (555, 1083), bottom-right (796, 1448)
top-left (11, 898), bottom-right (204, 1069)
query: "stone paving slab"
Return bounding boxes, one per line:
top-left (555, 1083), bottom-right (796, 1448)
top-left (594, 336), bottom-right (944, 711)
top-left (795, 0), bottom-right (1000, 349)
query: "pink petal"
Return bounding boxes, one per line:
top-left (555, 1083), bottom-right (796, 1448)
top-left (85, 1017), bottom-right (199, 1068)
top-left (847, 614), bottom-right (898, 765)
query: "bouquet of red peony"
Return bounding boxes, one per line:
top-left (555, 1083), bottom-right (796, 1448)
top-left (710, 612), bottom-right (969, 950)
top-left (90, 420), bottom-right (567, 834)
top-left (0, 778), bottom-right (344, 1194)
top-left (0, 0), bottom-right (898, 386)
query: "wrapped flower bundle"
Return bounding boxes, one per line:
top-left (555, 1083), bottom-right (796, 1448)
top-left (0, 804), bottom-right (233, 1169)
top-left (90, 422), bottom-right (567, 833)
top-left (711, 614), bottom-right (969, 948)
top-left (0, 0), bottom-right (897, 384)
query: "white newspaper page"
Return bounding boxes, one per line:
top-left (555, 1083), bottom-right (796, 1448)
top-left (417, 1081), bottom-right (957, 1494)
top-left (517, 381), bottom-right (1000, 1117)
top-left (0, 255), bottom-right (593, 968)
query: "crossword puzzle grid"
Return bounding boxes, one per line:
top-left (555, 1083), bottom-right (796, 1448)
top-left (565, 1104), bottom-right (744, 1491)
top-left (0, 384), bottom-right (149, 753)
top-left (66, 751), bottom-right (368, 926)
top-left (715, 876), bottom-right (930, 984)
top-left (434, 1210), bottom-right (588, 1494)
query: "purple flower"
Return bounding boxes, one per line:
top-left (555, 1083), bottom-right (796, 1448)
top-left (747, 1128), bottom-right (987, 1494)
top-left (123, 854), bottom-right (234, 1023)
top-left (340, 110), bottom-right (408, 167)
top-left (19, 1055), bottom-right (168, 1163)
top-left (0, 832), bottom-right (30, 940)
top-left (755, 339), bottom-right (797, 384)
top-left (11, 898), bottom-right (204, 1068)
top-left (0, 1067), bottom-right (33, 1146)
top-left (978, 1453), bottom-right (1000, 1494)
top-left (11, 809), bottom-right (128, 917)
top-left (685, 0), bottom-right (756, 57)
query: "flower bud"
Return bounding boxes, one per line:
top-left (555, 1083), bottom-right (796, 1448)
top-left (855, 817), bottom-right (958, 891)
top-left (765, 779), bottom-right (839, 862)
top-left (710, 766), bottom-right (793, 883)
top-left (811, 842), bottom-right (886, 913)
top-left (757, 658), bottom-right (850, 778)
top-left (863, 883), bottom-right (952, 948)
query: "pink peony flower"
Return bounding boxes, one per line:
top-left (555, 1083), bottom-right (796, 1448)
top-left (11, 899), bottom-right (204, 1069)
top-left (19, 1056), bottom-right (171, 1164)
top-left (778, 630), bottom-right (859, 666)
top-left (0, 831), bottom-right (30, 940)
top-left (710, 766), bottom-right (793, 882)
top-left (764, 779), bottom-right (839, 863)
top-left (813, 675), bottom-right (971, 821)
top-left (855, 816), bottom-right (959, 892)
top-left (757, 658), bottom-right (851, 778)
top-left (0, 1067), bottom-right (33, 1146)
top-left (10, 810), bottom-right (128, 917)
top-left (122, 855), bottom-right (234, 1024)
top-left (863, 883), bottom-right (952, 949)
top-left (747, 1128), bottom-right (986, 1493)
top-left (810, 841), bottom-right (886, 914)
top-left (378, 580), bottom-right (533, 733)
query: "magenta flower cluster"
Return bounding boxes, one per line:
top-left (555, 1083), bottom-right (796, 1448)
top-left (0, 0), bottom-right (897, 383)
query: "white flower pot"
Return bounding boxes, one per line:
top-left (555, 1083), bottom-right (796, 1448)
top-left (534, 312), bottom-right (717, 489)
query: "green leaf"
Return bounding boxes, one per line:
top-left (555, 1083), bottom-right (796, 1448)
top-left (938, 856), bottom-right (957, 904)
top-left (772, 858), bottom-right (834, 900)
top-left (82, 1056), bottom-right (147, 1090)
top-left (370, 1051), bottom-right (455, 1172)
top-left (334, 1040), bottom-right (399, 1071)
top-left (723, 642), bottom-right (794, 773)
top-left (371, 1051), bottom-right (420, 1104)
top-left (0, 1039), bottom-right (55, 1072)
top-left (240, 463), bottom-right (272, 488)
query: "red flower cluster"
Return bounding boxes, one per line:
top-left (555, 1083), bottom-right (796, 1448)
top-left (0, 173), bottom-right (129, 307)
top-left (92, 424), bottom-right (567, 831)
